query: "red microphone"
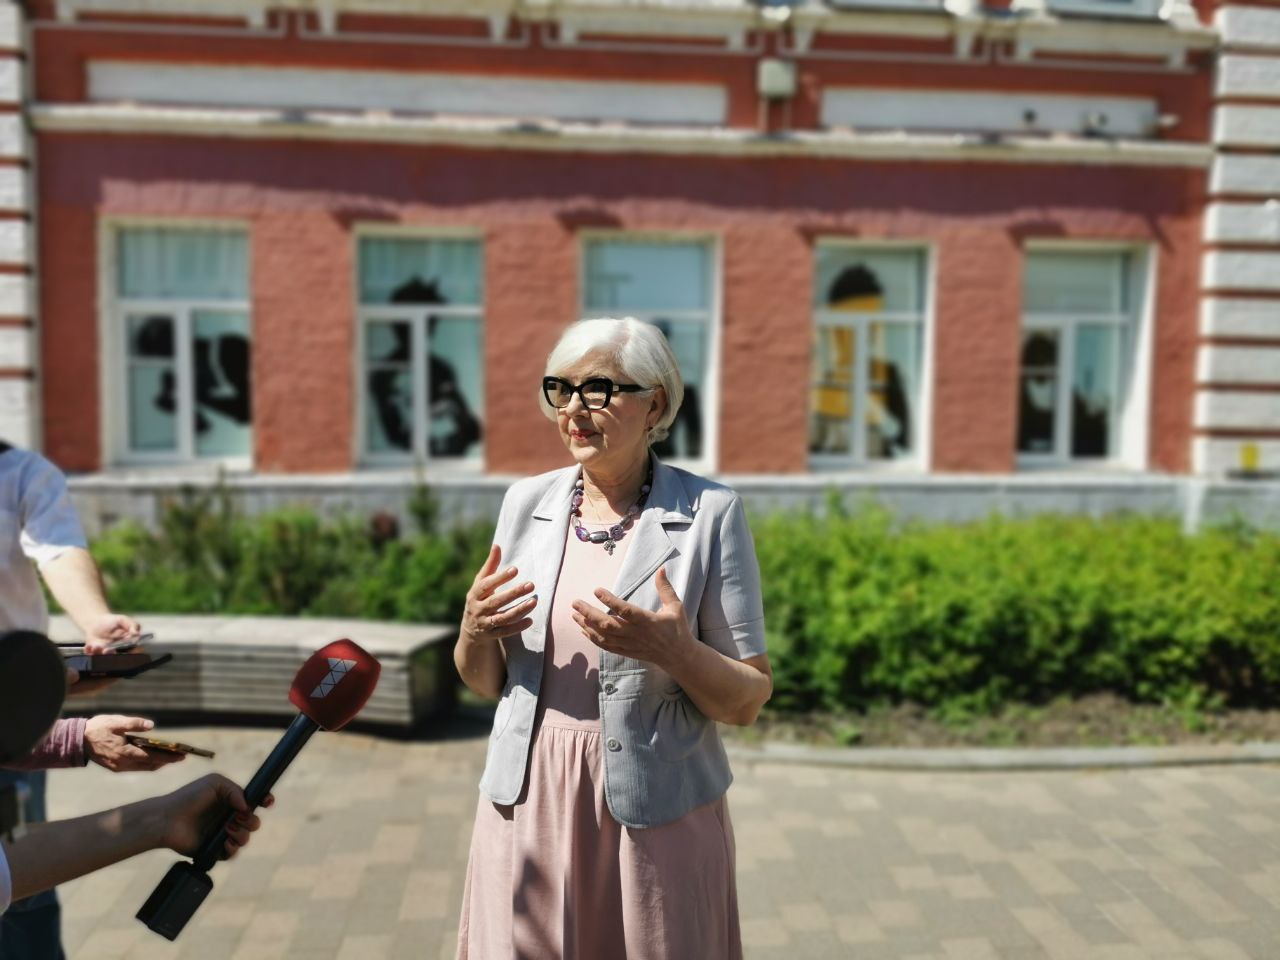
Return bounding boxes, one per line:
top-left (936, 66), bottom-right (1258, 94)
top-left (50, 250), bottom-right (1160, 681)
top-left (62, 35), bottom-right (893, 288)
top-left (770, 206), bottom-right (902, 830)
top-left (138, 640), bottom-right (381, 940)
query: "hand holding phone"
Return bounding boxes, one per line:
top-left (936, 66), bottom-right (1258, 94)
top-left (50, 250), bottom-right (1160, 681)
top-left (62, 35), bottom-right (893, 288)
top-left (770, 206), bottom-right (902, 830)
top-left (104, 633), bottom-right (154, 653)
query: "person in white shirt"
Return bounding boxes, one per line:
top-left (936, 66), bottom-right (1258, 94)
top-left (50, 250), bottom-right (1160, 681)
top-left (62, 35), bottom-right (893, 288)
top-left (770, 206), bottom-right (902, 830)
top-left (0, 443), bottom-right (177, 959)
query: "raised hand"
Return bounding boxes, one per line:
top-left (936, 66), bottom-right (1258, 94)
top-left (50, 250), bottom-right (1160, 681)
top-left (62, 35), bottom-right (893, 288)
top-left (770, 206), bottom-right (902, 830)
top-left (461, 545), bottom-right (538, 645)
top-left (571, 565), bottom-right (693, 670)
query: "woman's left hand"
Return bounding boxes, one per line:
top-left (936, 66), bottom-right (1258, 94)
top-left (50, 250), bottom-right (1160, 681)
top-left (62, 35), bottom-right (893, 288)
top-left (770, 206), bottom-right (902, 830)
top-left (572, 566), bottom-right (692, 670)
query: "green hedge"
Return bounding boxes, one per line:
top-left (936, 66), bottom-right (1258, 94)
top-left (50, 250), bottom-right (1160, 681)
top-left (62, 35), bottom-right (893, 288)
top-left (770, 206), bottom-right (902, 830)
top-left (89, 486), bottom-right (491, 628)
top-left (756, 500), bottom-right (1280, 716)
top-left (85, 488), bottom-right (1280, 716)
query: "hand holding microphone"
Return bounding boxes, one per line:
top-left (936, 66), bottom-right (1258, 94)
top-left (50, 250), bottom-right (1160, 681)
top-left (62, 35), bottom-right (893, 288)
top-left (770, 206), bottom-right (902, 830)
top-left (137, 639), bottom-right (382, 940)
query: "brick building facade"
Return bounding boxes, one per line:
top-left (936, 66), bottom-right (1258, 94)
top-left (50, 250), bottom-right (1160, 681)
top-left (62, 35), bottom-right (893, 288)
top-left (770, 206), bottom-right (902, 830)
top-left (1, 0), bottom-right (1277, 508)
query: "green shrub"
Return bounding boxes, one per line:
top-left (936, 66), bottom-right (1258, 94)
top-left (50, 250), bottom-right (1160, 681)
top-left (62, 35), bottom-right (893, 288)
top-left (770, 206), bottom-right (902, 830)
top-left (84, 488), bottom-right (1280, 717)
top-left (754, 504), bottom-right (1280, 715)
top-left (87, 484), bottom-right (485, 629)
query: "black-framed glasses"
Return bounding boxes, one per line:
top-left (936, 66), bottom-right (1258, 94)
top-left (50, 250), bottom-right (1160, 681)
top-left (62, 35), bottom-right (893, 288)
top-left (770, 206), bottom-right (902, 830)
top-left (542, 376), bottom-right (648, 411)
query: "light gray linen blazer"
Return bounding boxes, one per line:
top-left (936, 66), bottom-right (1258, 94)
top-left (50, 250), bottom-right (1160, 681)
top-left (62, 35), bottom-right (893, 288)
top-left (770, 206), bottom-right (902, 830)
top-left (476, 452), bottom-right (767, 829)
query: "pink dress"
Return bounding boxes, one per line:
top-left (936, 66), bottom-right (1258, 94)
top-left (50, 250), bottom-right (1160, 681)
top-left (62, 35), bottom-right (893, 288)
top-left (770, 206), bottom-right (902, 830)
top-left (456, 521), bottom-right (743, 960)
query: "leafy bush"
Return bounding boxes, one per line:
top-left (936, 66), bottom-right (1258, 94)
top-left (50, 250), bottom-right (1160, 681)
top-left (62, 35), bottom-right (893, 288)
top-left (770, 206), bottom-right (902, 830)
top-left (84, 488), bottom-right (1280, 716)
top-left (754, 502), bottom-right (1280, 716)
top-left (87, 485), bottom-right (489, 630)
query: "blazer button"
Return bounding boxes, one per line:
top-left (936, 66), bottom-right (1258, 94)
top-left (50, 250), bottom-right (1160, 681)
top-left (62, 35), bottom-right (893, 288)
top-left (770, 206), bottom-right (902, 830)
top-left (602, 682), bottom-right (616, 695)
top-left (606, 737), bottom-right (622, 752)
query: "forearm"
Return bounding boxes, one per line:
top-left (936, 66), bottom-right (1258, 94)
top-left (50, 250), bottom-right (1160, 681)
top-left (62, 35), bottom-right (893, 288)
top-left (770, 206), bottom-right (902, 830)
top-left (2, 718), bottom-right (88, 770)
top-left (664, 642), bottom-right (772, 727)
top-left (3, 796), bottom-right (165, 900)
top-left (39, 547), bottom-right (111, 635)
top-left (453, 630), bottom-right (507, 701)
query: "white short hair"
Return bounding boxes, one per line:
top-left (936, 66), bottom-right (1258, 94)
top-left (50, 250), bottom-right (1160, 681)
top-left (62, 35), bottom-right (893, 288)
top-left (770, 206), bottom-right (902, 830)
top-left (539, 317), bottom-right (684, 445)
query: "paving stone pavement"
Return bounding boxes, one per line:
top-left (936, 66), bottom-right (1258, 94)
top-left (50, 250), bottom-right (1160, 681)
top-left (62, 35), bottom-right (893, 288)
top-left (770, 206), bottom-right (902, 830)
top-left (43, 719), bottom-right (1280, 959)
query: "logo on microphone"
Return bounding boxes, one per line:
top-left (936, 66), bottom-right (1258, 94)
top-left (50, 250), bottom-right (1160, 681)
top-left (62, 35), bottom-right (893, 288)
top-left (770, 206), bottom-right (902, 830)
top-left (310, 657), bottom-right (357, 699)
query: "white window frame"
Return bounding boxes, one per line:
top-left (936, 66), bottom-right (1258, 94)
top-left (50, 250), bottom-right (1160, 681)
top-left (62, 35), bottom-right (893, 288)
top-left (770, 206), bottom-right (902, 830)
top-left (1017, 242), bottom-right (1154, 471)
top-left (809, 240), bottom-right (935, 473)
top-left (1040, 0), bottom-right (1162, 19)
top-left (353, 225), bottom-right (485, 472)
top-left (578, 231), bottom-right (721, 476)
top-left (99, 218), bottom-right (253, 469)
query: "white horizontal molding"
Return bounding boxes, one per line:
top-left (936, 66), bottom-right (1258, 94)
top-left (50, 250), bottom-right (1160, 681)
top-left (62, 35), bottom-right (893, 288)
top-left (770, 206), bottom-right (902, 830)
top-left (1003, 16), bottom-right (1216, 65)
top-left (1212, 154), bottom-right (1280, 195)
top-left (0, 220), bottom-right (31, 265)
top-left (58, 0), bottom-right (271, 27)
top-left (0, 167), bottom-right (28, 211)
top-left (822, 88), bottom-right (1156, 138)
top-left (1198, 344), bottom-right (1280, 384)
top-left (1205, 202), bottom-right (1280, 243)
top-left (1194, 437), bottom-right (1280, 474)
top-left (89, 61), bottom-right (729, 126)
top-left (0, 327), bottom-right (32, 368)
top-left (1201, 297), bottom-right (1280, 338)
top-left (1195, 390), bottom-right (1280, 429)
top-left (552, 12), bottom-right (750, 47)
top-left (0, 5), bottom-right (20, 49)
top-left (0, 114), bottom-right (25, 160)
top-left (1217, 55), bottom-right (1280, 99)
top-left (0, 380), bottom-right (36, 449)
top-left (1214, 104), bottom-right (1280, 148)
top-left (1216, 6), bottom-right (1280, 50)
top-left (789, 6), bottom-right (956, 41)
top-left (1204, 251), bottom-right (1280, 291)
top-left (0, 274), bottom-right (30, 316)
top-left (30, 103), bottom-right (1217, 167)
top-left (0, 60), bottom-right (22, 105)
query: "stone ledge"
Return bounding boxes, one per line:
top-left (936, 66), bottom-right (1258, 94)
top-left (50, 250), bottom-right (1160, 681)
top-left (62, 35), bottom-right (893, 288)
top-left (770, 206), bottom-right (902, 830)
top-left (726, 739), bottom-right (1280, 771)
top-left (52, 614), bottom-right (458, 728)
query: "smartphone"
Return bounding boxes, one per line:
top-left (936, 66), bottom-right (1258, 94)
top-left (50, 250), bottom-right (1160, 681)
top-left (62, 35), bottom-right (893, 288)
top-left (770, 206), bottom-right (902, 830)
top-left (62, 652), bottom-right (173, 679)
top-left (125, 733), bottom-right (215, 759)
top-left (104, 633), bottom-right (154, 653)
top-left (55, 633), bottom-right (155, 654)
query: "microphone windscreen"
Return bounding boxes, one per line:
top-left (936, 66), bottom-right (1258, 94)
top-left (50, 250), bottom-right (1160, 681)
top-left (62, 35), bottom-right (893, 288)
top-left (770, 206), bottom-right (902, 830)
top-left (288, 639), bottom-right (381, 731)
top-left (0, 630), bottom-right (68, 763)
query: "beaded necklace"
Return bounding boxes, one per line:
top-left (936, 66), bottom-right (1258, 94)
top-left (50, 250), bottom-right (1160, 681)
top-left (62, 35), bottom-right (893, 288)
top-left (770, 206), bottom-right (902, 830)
top-left (571, 464), bottom-right (653, 556)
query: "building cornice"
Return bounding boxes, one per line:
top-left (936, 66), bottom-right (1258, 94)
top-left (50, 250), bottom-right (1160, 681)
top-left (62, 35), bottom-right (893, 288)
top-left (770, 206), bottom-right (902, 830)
top-left (31, 102), bottom-right (1214, 167)
top-left (46, 0), bottom-right (1219, 66)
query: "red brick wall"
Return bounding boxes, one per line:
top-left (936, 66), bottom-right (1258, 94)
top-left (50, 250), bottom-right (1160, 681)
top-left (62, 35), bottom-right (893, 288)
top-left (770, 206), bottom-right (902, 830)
top-left (36, 133), bottom-right (1205, 475)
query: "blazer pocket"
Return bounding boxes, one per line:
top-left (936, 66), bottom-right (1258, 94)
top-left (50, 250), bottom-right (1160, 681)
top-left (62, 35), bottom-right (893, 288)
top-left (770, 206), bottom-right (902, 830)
top-left (646, 688), bottom-right (710, 764)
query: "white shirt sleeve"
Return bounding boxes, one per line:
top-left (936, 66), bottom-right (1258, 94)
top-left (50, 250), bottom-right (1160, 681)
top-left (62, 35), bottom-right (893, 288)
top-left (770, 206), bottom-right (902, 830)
top-left (16, 455), bottom-right (87, 567)
top-left (0, 841), bottom-right (11, 916)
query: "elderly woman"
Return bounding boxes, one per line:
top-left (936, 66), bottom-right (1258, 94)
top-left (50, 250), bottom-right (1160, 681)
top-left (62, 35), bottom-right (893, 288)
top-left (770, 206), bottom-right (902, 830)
top-left (454, 317), bottom-right (771, 959)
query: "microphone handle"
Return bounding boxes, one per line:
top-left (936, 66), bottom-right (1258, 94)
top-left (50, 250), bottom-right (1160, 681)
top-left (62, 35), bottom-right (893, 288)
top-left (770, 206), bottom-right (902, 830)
top-left (192, 713), bottom-right (318, 871)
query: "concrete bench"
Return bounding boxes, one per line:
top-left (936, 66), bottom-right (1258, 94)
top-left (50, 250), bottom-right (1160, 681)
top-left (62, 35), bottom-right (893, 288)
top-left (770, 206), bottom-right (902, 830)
top-left (51, 614), bottom-right (458, 729)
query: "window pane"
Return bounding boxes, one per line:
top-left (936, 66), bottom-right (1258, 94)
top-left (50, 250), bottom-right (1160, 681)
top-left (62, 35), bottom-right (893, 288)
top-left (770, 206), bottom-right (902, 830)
top-left (649, 318), bottom-right (706, 461)
top-left (1017, 330), bottom-right (1059, 455)
top-left (193, 311), bottom-right (251, 458)
top-left (427, 315), bottom-right (483, 460)
top-left (810, 324), bottom-right (855, 456)
top-left (1071, 324), bottom-right (1119, 459)
top-left (118, 228), bottom-right (248, 301)
top-left (865, 322), bottom-right (919, 460)
top-left (584, 241), bottom-right (709, 313)
top-left (365, 320), bottom-right (413, 454)
top-left (358, 237), bottom-right (482, 307)
top-left (126, 315), bottom-right (177, 452)
top-left (1024, 252), bottom-right (1126, 315)
top-left (815, 248), bottom-right (923, 314)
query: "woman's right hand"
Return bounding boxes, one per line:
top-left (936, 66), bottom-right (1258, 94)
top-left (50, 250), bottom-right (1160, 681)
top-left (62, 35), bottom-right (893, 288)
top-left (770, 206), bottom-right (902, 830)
top-left (461, 545), bottom-right (538, 645)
